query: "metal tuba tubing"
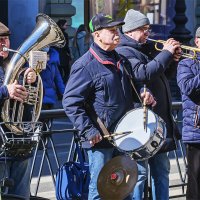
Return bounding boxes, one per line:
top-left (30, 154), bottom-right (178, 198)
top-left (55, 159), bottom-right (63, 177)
top-left (2, 13), bottom-right (66, 134)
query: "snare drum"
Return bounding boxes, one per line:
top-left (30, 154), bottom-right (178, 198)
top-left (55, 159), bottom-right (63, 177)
top-left (113, 108), bottom-right (166, 160)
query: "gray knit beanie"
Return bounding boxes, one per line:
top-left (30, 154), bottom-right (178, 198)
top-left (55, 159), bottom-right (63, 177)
top-left (196, 27), bottom-right (200, 37)
top-left (122, 9), bottom-right (150, 33)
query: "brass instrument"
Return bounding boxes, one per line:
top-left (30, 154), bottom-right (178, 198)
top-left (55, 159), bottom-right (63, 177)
top-left (148, 38), bottom-right (200, 59)
top-left (2, 13), bottom-right (66, 134)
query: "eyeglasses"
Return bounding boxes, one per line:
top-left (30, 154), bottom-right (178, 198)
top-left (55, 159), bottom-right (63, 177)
top-left (138, 27), bottom-right (152, 34)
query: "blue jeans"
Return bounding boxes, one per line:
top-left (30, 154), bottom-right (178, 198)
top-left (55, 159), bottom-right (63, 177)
top-left (86, 148), bottom-right (133, 200)
top-left (132, 160), bottom-right (148, 200)
top-left (149, 152), bottom-right (170, 200)
top-left (87, 148), bottom-right (114, 200)
top-left (132, 153), bottom-right (170, 200)
top-left (0, 158), bottom-right (32, 200)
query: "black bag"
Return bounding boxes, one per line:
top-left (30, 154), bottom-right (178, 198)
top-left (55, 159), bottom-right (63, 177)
top-left (55, 143), bottom-right (90, 200)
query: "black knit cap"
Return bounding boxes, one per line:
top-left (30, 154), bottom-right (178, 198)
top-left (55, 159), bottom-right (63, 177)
top-left (89, 13), bottom-right (124, 33)
top-left (0, 22), bottom-right (11, 36)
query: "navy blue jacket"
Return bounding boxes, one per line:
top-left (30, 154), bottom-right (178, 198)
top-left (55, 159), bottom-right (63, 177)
top-left (116, 34), bottom-right (180, 152)
top-left (0, 57), bottom-right (9, 99)
top-left (177, 55), bottom-right (200, 143)
top-left (62, 43), bottom-right (142, 148)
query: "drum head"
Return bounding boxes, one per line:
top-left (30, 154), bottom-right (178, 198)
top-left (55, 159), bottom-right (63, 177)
top-left (113, 108), bottom-right (157, 152)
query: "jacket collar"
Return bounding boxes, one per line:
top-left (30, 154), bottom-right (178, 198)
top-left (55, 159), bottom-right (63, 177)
top-left (89, 42), bottom-right (121, 66)
top-left (119, 33), bottom-right (143, 50)
top-left (118, 33), bottom-right (157, 58)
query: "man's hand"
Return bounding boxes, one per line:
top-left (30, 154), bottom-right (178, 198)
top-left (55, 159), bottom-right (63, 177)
top-left (6, 80), bottom-right (28, 102)
top-left (24, 68), bottom-right (37, 84)
top-left (89, 133), bottom-right (102, 146)
top-left (140, 91), bottom-right (157, 107)
top-left (162, 38), bottom-right (181, 55)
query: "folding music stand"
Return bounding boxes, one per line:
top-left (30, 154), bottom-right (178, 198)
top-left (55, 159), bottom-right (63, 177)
top-left (30, 119), bottom-right (58, 196)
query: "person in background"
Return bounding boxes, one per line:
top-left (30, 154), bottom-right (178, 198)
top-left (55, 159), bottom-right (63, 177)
top-left (71, 24), bottom-right (92, 63)
top-left (177, 27), bottom-right (200, 200)
top-left (116, 9), bottom-right (182, 200)
top-left (62, 13), bottom-right (156, 200)
top-left (41, 47), bottom-right (65, 130)
top-left (0, 21), bottom-right (37, 199)
top-left (56, 19), bottom-right (71, 83)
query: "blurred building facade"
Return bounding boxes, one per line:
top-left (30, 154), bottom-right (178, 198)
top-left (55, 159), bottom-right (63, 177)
top-left (0, 0), bottom-right (199, 48)
top-left (0, 1), bottom-right (198, 45)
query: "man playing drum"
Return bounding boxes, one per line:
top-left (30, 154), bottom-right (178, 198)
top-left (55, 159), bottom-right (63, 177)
top-left (62, 13), bottom-right (156, 199)
top-left (116, 9), bottom-right (182, 200)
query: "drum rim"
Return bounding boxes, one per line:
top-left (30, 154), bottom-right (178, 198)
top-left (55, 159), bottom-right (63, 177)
top-left (1, 194), bottom-right (26, 200)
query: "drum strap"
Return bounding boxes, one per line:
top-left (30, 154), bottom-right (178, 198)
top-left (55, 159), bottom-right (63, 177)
top-left (96, 117), bottom-right (110, 137)
top-left (119, 54), bottom-right (143, 104)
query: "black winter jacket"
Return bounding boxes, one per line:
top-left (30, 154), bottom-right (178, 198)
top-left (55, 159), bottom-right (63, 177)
top-left (116, 34), bottom-right (181, 152)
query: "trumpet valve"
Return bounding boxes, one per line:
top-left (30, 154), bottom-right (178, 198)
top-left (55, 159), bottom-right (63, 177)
top-left (24, 84), bottom-right (38, 105)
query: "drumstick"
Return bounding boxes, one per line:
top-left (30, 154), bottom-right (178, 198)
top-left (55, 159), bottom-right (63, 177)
top-left (143, 84), bottom-right (147, 132)
top-left (104, 131), bottom-right (132, 138)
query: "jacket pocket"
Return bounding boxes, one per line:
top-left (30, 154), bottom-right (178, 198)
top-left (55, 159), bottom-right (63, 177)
top-left (194, 105), bottom-right (200, 128)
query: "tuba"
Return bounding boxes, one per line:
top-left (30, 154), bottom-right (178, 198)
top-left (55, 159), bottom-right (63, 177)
top-left (1, 13), bottom-right (66, 134)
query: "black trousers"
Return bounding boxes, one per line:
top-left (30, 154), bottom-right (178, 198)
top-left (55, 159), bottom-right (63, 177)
top-left (186, 143), bottom-right (200, 200)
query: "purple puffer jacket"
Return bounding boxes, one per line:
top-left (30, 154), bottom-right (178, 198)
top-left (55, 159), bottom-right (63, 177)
top-left (177, 56), bottom-right (200, 143)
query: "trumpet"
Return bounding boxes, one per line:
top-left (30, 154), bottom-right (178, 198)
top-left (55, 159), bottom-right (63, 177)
top-left (147, 38), bottom-right (200, 59)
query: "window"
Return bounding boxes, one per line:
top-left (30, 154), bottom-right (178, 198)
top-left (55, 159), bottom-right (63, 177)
top-left (71, 0), bottom-right (84, 28)
top-left (112, 0), bottom-right (167, 25)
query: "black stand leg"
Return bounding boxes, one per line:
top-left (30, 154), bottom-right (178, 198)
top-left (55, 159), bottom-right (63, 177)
top-left (30, 119), bottom-right (60, 196)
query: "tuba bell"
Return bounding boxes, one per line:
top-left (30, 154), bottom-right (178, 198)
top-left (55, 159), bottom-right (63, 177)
top-left (1, 13), bottom-right (66, 134)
